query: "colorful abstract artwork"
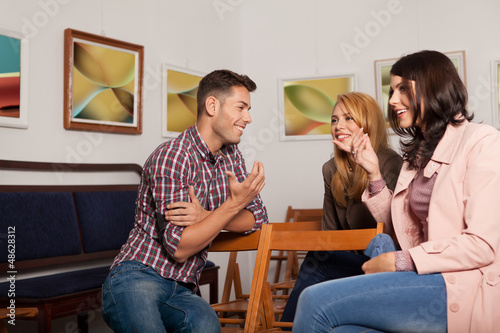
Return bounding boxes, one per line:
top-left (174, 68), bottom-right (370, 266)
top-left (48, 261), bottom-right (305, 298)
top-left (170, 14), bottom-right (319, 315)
top-left (0, 29), bottom-right (28, 128)
top-left (64, 29), bottom-right (144, 134)
top-left (279, 74), bottom-right (356, 141)
top-left (375, 51), bottom-right (466, 129)
top-left (162, 66), bottom-right (203, 137)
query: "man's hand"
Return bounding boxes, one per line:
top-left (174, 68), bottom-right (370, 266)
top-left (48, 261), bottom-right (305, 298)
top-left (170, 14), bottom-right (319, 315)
top-left (225, 161), bottom-right (265, 212)
top-left (165, 186), bottom-right (210, 226)
top-left (362, 252), bottom-right (396, 274)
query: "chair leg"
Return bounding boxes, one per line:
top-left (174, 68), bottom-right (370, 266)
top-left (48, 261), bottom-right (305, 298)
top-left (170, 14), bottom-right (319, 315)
top-left (77, 312), bottom-right (89, 333)
top-left (273, 251), bottom-right (284, 284)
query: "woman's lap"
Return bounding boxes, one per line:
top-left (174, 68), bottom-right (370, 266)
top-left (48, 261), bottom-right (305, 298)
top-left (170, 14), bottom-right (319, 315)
top-left (293, 271), bottom-right (447, 333)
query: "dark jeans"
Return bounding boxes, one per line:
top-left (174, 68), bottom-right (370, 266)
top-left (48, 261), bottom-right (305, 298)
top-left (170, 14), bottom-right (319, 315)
top-left (101, 261), bottom-right (220, 333)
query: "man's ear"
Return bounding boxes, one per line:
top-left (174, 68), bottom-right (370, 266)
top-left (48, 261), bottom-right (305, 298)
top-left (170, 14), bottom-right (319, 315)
top-left (205, 96), bottom-right (218, 117)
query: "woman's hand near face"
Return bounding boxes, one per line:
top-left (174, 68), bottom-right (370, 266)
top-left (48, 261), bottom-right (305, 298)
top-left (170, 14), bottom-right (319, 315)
top-left (333, 128), bottom-right (383, 181)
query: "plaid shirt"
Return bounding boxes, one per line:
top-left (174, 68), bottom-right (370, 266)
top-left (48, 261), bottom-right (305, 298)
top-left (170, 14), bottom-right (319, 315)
top-left (112, 125), bottom-right (268, 288)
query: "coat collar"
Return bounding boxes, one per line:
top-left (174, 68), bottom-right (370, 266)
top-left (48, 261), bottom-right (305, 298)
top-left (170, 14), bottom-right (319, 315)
top-left (394, 120), bottom-right (469, 194)
top-left (429, 120), bottom-right (468, 165)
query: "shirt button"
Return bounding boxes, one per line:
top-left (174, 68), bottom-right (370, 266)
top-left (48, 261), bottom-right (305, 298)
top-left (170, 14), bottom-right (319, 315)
top-left (450, 303), bottom-right (460, 312)
top-left (488, 272), bottom-right (496, 281)
top-left (433, 244), bottom-right (441, 251)
top-left (447, 275), bottom-right (456, 284)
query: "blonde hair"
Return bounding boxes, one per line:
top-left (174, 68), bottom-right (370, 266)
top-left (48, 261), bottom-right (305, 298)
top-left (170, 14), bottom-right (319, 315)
top-left (331, 92), bottom-right (389, 207)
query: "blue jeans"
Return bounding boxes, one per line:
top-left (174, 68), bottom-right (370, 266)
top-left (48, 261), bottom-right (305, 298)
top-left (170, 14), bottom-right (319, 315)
top-left (293, 271), bottom-right (447, 333)
top-left (280, 250), bottom-right (370, 326)
top-left (281, 233), bottom-right (397, 326)
top-left (101, 261), bottom-right (220, 333)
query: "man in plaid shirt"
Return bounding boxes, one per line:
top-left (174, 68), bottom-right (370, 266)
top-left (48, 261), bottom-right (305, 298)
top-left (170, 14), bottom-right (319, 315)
top-left (101, 70), bottom-right (268, 333)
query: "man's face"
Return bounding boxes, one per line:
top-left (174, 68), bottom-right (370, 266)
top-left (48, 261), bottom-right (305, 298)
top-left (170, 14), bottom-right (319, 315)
top-left (212, 86), bottom-right (252, 146)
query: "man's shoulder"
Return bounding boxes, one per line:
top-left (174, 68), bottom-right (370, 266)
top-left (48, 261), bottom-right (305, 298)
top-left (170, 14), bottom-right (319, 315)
top-left (145, 132), bottom-right (196, 167)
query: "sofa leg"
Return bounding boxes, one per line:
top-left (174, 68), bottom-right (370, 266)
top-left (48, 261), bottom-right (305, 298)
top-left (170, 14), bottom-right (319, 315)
top-left (77, 312), bottom-right (89, 333)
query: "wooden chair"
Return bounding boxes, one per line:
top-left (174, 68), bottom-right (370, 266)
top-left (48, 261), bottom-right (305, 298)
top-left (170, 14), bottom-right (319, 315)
top-left (0, 307), bottom-right (38, 333)
top-left (245, 221), bottom-right (385, 332)
top-left (271, 206), bottom-right (323, 284)
top-left (209, 229), bottom-right (264, 331)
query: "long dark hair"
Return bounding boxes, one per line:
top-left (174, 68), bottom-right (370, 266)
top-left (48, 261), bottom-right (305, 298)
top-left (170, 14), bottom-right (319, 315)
top-left (389, 50), bottom-right (473, 169)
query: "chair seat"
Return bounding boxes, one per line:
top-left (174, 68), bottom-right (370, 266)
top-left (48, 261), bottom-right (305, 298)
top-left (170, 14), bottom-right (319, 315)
top-left (212, 299), bottom-right (249, 312)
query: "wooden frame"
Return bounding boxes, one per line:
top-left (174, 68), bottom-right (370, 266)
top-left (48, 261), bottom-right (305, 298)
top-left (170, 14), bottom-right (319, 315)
top-left (162, 64), bottom-right (204, 137)
top-left (278, 74), bottom-right (356, 141)
top-left (374, 57), bottom-right (398, 127)
top-left (0, 28), bottom-right (29, 129)
top-left (491, 60), bottom-right (500, 130)
top-left (63, 28), bottom-right (144, 134)
top-left (375, 51), bottom-right (467, 128)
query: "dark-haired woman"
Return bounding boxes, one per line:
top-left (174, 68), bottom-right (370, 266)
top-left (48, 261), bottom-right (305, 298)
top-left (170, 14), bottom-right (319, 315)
top-left (293, 50), bottom-right (500, 333)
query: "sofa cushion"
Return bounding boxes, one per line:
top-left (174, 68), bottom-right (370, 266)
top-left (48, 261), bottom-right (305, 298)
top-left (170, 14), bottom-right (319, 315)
top-left (0, 192), bottom-right (82, 261)
top-left (73, 191), bottom-right (137, 253)
top-left (0, 266), bottom-right (110, 298)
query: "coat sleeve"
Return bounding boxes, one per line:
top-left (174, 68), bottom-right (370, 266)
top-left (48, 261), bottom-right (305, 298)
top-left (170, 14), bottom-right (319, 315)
top-left (321, 159), bottom-right (341, 231)
top-left (361, 148), bottom-right (403, 236)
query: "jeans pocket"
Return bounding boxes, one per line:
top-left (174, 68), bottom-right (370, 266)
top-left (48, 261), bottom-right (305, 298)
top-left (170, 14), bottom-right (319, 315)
top-left (108, 261), bottom-right (150, 279)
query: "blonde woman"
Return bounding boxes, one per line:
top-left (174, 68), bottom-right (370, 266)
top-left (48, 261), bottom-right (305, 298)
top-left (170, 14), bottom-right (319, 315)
top-left (280, 92), bottom-right (402, 326)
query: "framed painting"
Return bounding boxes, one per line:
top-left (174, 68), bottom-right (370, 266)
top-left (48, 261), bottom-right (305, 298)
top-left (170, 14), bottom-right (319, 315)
top-left (445, 50), bottom-right (467, 87)
top-left (278, 74), bottom-right (356, 141)
top-left (375, 50), bottom-right (466, 127)
top-left (162, 65), bottom-right (203, 137)
top-left (0, 28), bottom-right (29, 129)
top-left (491, 60), bottom-right (500, 130)
top-left (64, 28), bottom-right (144, 134)
top-left (374, 57), bottom-right (398, 127)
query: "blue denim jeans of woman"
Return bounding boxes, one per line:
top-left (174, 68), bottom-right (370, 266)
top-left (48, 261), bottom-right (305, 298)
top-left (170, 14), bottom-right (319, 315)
top-left (101, 261), bottom-right (221, 333)
top-left (280, 250), bottom-right (370, 327)
top-left (292, 271), bottom-right (447, 333)
top-left (281, 233), bottom-right (398, 328)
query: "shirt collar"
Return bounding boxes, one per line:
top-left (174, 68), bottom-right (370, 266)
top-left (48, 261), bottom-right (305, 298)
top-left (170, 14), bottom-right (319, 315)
top-left (188, 124), bottom-right (228, 162)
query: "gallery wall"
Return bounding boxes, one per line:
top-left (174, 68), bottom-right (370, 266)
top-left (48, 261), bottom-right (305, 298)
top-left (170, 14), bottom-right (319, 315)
top-left (1, 0), bottom-right (500, 331)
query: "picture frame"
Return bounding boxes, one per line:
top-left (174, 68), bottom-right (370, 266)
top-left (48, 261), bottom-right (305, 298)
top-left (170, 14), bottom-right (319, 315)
top-left (278, 74), bottom-right (356, 141)
top-left (375, 50), bottom-right (466, 127)
top-left (63, 28), bottom-right (144, 134)
top-left (491, 60), bottom-right (500, 130)
top-left (374, 57), bottom-right (398, 127)
top-left (162, 64), bottom-right (204, 137)
top-left (0, 28), bottom-right (29, 129)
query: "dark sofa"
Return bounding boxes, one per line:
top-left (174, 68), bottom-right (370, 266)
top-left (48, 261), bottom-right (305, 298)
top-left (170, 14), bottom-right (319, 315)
top-left (0, 160), bottom-right (218, 333)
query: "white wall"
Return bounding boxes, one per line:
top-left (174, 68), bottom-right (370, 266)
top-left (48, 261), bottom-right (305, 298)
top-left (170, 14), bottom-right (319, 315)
top-left (2, 0), bottom-right (500, 331)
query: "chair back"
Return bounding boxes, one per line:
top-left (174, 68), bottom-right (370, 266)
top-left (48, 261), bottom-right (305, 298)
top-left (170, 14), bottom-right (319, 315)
top-left (244, 222), bottom-right (384, 332)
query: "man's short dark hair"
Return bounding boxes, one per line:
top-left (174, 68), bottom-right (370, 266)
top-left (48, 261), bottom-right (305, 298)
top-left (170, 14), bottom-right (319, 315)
top-left (196, 69), bottom-right (256, 119)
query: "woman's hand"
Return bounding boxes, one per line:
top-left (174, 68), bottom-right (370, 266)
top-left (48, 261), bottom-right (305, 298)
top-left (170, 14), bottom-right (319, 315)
top-left (166, 186), bottom-right (210, 226)
top-left (333, 128), bottom-right (383, 181)
top-left (362, 252), bottom-right (396, 274)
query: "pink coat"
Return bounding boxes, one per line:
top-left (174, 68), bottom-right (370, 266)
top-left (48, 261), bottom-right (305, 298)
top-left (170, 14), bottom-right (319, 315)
top-left (363, 120), bottom-right (500, 332)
